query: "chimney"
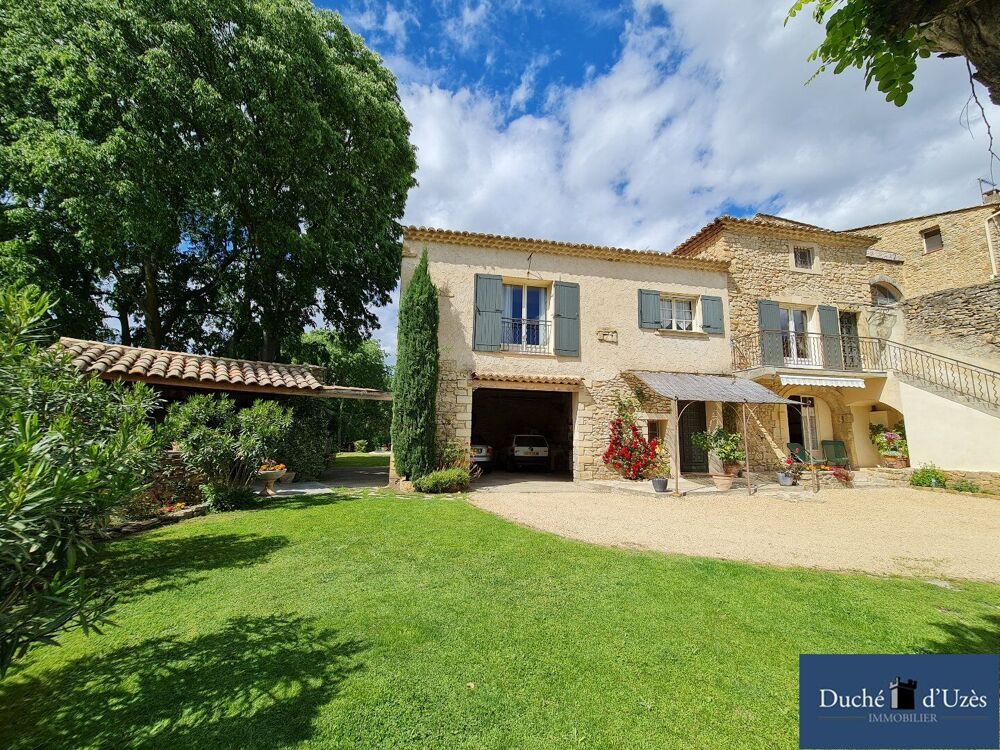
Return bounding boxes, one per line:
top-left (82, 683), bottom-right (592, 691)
top-left (984, 188), bottom-right (1000, 206)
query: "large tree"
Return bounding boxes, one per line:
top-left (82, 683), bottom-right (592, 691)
top-left (0, 0), bottom-right (416, 358)
top-left (788, 0), bottom-right (1000, 106)
top-left (391, 250), bottom-right (438, 480)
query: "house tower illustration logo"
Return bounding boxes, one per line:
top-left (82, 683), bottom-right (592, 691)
top-left (889, 677), bottom-right (917, 710)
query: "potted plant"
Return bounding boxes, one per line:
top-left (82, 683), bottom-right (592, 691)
top-left (649, 444), bottom-right (671, 493)
top-left (870, 422), bottom-right (909, 468)
top-left (258, 461), bottom-right (287, 496)
top-left (691, 429), bottom-right (746, 489)
top-left (777, 456), bottom-right (801, 486)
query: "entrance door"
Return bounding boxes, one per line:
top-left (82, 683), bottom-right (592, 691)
top-left (779, 307), bottom-right (813, 366)
top-left (839, 311), bottom-right (862, 370)
top-left (787, 396), bottom-right (819, 457)
top-left (678, 401), bottom-right (708, 473)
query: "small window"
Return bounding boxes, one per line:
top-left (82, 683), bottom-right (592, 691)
top-left (659, 297), bottom-right (694, 331)
top-left (793, 245), bottom-right (815, 270)
top-left (871, 283), bottom-right (899, 307)
top-left (922, 228), bottom-right (943, 253)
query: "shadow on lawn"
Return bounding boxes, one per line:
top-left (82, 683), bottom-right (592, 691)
top-left (0, 615), bottom-right (365, 750)
top-left (253, 488), bottom-right (371, 512)
top-left (920, 613), bottom-right (1000, 654)
top-left (95, 531), bottom-right (289, 603)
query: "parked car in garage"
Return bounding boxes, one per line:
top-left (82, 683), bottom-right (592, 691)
top-left (470, 437), bottom-right (494, 473)
top-left (506, 434), bottom-right (550, 471)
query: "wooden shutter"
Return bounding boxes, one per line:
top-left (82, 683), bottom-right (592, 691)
top-left (473, 274), bottom-right (503, 351)
top-left (818, 305), bottom-right (844, 369)
top-left (553, 281), bottom-right (580, 356)
top-left (701, 296), bottom-right (724, 334)
top-left (758, 299), bottom-right (783, 366)
top-left (637, 289), bottom-right (662, 329)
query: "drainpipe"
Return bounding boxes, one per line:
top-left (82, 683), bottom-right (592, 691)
top-left (987, 208), bottom-right (1000, 279)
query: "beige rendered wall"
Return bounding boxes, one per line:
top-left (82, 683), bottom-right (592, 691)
top-left (402, 239), bottom-right (732, 379)
top-left (896, 380), bottom-right (1000, 472)
top-left (858, 204), bottom-right (999, 298)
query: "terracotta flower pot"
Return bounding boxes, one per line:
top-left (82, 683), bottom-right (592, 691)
top-left (723, 461), bottom-right (742, 477)
top-left (881, 456), bottom-right (910, 469)
top-left (712, 474), bottom-right (734, 491)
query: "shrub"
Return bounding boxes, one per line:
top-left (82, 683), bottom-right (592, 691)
top-left (353, 439), bottom-right (370, 453)
top-left (869, 421), bottom-right (908, 458)
top-left (0, 286), bottom-right (160, 675)
top-left (952, 479), bottom-right (980, 493)
top-left (278, 399), bottom-right (334, 480)
top-left (166, 395), bottom-right (293, 502)
top-left (436, 440), bottom-right (470, 470)
top-left (691, 428), bottom-right (746, 465)
top-left (200, 484), bottom-right (259, 511)
top-left (603, 417), bottom-right (659, 480)
top-left (392, 249), bottom-right (439, 479)
top-left (910, 464), bottom-right (947, 488)
top-left (413, 468), bottom-right (470, 493)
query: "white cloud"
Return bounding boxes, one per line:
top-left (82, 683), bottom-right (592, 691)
top-left (509, 54), bottom-right (551, 113)
top-left (382, 4), bottom-right (418, 51)
top-left (443, 1), bottom-right (491, 52)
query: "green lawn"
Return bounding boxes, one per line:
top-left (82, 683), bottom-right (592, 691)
top-left (1, 490), bottom-right (998, 749)
top-left (332, 451), bottom-right (390, 469)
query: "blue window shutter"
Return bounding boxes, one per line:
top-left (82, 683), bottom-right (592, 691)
top-left (701, 296), bottom-right (724, 334)
top-left (818, 305), bottom-right (844, 369)
top-left (638, 289), bottom-right (661, 329)
top-left (473, 274), bottom-right (503, 351)
top-left (553, 281), bottom-right (580, 356)
top-left (758, 299), bottom-right (782, 366)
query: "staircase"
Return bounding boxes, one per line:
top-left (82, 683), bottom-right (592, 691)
top-left (731, 331), bottom-right (1000, 416)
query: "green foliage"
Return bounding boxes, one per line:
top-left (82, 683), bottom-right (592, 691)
top-left (413, 468), bottom-right (471, 493)
top-left (910, 464), bottom-right (948, 488)
top-left (392, 250), bottom-right (439, 479)
top-left (291, 330), bottom-right (392, 449)
top-left (199, 485), bottom-right (259, 512)
top-left (277, 399), bottom-right (334, 481)
top-left (436, 440), bottom-right (471, 471)
top-left (0, 0), bottom-right (416, 355)
top-left (691, 428), bottom-right (746, 464)
top-left (869, 421), bottom-right (908, 458)
top-left (0, 286), bottom-right (160, 675)
top-left (166, 395), bottom-right (292, 500)
top-left (786, 0), bottom-right (932, 106)
top-left (952, 479), bottom-right (980, 494)
top-left (353, 440), bottom-right (370, 454)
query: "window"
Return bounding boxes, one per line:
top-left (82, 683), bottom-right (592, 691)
top-left (502, 283), bottom-right (548, 352)
top-left (647, 420), bottom-right (660, 443)
top-left (659, 297), bottom-right (694, 331)
top-left (792, 245), bottom-right (815, 270)
top-left (922, 227), bottom-right (943, 253)
top-left (871, 283), bottom-right (899, 307)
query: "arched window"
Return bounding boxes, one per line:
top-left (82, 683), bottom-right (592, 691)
top-left (871, 283), bottom-right (900, 307)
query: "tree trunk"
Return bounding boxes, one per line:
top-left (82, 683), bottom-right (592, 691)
top-left (259, 325), bottom-right (280, 362)
top-left (142, 257), bottom-right (163, 349)
top-left (118, 300), bottom-right (133, 347)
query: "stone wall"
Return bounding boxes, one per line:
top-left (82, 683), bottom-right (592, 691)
top-left (863, 466), bottom-right (1000, 495)
top-left (901, 280), bottom-right (1000, 368)
top-left (859, 204), bottom-right (998, 298)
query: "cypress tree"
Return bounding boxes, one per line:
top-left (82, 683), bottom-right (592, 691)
top-left (391, 248), bottom-right (439, 478)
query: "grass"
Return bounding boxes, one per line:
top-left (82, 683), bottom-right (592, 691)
top-left (1, 489), bottom-right (998, 749)
top-left (332, 451), bottom-right (390, 469)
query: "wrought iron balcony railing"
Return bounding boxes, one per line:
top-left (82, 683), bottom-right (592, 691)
top-left (501, 317), bottom-right (551, 355)
top-left (731, 330), bottom-right (1000, 410)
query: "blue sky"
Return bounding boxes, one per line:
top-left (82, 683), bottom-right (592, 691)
top-left (316, 1), bottom-right (999, 358)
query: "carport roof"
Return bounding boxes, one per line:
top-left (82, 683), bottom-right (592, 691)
top-left (628, 371), bottom-right (793, 404)
top-left (471, 372), bottom-right (584, 386)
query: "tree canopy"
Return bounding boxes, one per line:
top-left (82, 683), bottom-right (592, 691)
top-left (0, 0), bottom-right (416, 359)
top-left (787, 0), bottom-right (1000, 106)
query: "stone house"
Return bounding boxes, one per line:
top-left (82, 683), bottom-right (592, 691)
top-left (401, 227), bottom-right (786, 482)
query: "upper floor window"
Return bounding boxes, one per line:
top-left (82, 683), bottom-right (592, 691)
top-left (660, 297), bottom-right (694, 331)
top-left (502, 282), bottom-right (549, 353)
top-left (792, 245), bottom-right (815, 270)
top-left (921, 227), bottom-right (943, 253)
top-left (871, 283), bottom-right (899, 307)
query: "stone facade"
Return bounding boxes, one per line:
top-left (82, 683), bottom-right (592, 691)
top-left (901, 280), bottom-right (1000, 368)
top-left (855, 203), bottom-right (999, 298)
top-left (863, 466), bottom-right (1000, 495)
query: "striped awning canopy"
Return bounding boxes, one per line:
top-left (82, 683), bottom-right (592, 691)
top-left (629, 371), bottom-right (793, 404)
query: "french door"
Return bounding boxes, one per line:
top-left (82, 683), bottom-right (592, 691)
top-left (779, 307), bottom-right (813, 366)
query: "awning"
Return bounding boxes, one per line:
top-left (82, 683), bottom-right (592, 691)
top-left (779, 374), bottom-right (866, 389)
top-left (629, 371), bottom-right (793, 404)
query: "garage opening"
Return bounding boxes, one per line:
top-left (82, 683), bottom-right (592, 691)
top-left (471, 388), bottom-right (574, 476)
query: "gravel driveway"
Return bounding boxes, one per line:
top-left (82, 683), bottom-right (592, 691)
top-left (470, 484), bottom-right (1000, 583)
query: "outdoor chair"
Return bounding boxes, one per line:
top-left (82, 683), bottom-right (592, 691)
top-left (821, 440), bottom-right (850, 468)
top-left (787, 442), bottom-right (823, 467)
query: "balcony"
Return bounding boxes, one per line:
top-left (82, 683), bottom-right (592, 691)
top-left (501, 317), bottom-right (551, 355)
top-left (731, 330), bottom-right (882, 373)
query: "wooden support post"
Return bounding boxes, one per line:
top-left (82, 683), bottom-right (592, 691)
top-left (741, 403), bottom-right (754, 496)
top-left (671, 398), bottom-right (682, 496)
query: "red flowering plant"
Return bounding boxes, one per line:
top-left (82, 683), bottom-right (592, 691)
top-left (602, 393), bottom-right (659, 480)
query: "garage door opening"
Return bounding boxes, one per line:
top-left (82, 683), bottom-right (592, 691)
top-left (472, 388), bottom-right (574, 478)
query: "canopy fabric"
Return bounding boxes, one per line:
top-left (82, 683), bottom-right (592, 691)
top-left (629, 371), bottom-right (793, 404)
top-left (779, 374), bottom-right (866, 389)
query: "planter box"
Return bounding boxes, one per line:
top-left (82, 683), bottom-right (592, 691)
top-left (880, 456), bottom-right (910, 469)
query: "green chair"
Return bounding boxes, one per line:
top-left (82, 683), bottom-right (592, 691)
top-left (821, 440), bottom-right (850, 468)
top-left (787, 442), bottom-right (822, 467)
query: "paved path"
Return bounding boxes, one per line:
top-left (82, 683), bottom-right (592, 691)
top-left (470, 483), bottom-right (1000, 583)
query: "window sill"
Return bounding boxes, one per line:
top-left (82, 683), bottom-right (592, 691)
top-left (788, 266), bottom-right (821, 275)
top-left (656, 329), bottom-right (709, 339)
